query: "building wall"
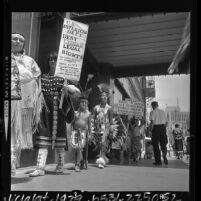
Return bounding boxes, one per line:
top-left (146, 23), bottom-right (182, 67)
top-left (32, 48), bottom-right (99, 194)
top-left (37, 13), bottom-right (63, 73)
top-left (12, 12), bottom-right (41, 61)
top-left (114, 85), bottom-right (123, 104)
top-left (166, 110), bottom-right (190, 130)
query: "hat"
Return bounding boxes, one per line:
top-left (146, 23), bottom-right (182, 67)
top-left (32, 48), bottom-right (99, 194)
top-left (151, 101), bottom-right (158, 107)
top-left (97, 83), bottom-right (111, 96)
top-left (79, 88), bottom-right (92, 100)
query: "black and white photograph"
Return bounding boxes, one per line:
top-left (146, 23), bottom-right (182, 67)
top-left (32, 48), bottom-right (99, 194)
top-left (2, 9), bottom-right (196, 201)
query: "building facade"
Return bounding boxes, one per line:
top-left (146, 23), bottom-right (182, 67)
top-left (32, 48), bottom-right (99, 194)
top-left (165, 106), bottom-right (190, 130)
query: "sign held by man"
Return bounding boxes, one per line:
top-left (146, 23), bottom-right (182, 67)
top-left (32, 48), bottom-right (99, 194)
top-left (114, 99), bottom-right (144, 118)
top-left (55, 18), bottom-right (89, 81)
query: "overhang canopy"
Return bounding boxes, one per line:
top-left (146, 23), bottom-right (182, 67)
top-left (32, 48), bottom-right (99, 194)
top-left (75, 12), bottom-right (190, 77)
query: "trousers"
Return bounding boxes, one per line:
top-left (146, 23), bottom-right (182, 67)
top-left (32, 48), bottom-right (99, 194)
top-left (152, 125), bottom-right (168, 163)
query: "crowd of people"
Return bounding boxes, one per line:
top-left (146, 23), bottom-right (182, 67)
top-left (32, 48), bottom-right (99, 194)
top-left (11, 33), bottom-right (190, 177)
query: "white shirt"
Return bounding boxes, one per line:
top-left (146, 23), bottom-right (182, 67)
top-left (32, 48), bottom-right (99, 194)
top-left (150, 108), bottom-right (167, 125)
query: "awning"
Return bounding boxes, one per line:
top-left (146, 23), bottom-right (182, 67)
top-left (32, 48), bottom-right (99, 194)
top-left (76, 12), bottom-right (190, 77)
top-left (168, 13), bottom-right (190, 74)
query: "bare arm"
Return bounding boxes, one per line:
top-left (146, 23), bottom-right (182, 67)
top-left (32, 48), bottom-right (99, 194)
top-left (107, 107), bottom-right (114, 125)
top-left (88, 113), bottom-right (92, 137)
top-left (149, 120), bottom-right (154, 132)
top-left (91, 106), bottom-right (97, 121)
top-left (149, 110), bottom-right (154, 132)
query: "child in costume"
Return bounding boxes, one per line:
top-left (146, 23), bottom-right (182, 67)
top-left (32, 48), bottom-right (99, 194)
top-left (71, 89), bottom-right (92, 172)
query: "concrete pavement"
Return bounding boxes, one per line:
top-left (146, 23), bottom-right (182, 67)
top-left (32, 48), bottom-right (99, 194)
top-left (11, 157), bottom-right (189, 192)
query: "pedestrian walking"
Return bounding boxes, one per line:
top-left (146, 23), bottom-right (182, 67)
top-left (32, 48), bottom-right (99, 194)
top-left (185, 129), bottom-right (190, 160)
top-left (172, 124), bottom-right (184, 159)
top-left (149, 101), bottom-right (168, 165)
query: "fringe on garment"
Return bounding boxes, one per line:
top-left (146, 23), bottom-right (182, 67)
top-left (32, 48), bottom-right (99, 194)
top-left (12, 79), bottom-right (50, 150)
top-left (20, 80), bottom-right (42, 149)
top-left (21, 108), bottom-right (34, 149)
top-left (11, 101), bottom-right (23, 149)
top-left (31, 80), bottom-right (43, 135)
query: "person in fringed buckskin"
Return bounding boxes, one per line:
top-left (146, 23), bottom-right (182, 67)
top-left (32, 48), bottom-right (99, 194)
top-left (71, 89), bottom-right (92, 172)
top-left (11, 33), bottom-right (41, 176)
top-left (91, 83), bottom-right (114, 169)
top-left (29, 51), bottom-right (80, 177)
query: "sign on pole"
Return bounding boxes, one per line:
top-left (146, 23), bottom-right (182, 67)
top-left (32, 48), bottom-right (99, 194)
top-left (55, 18), bottom-right (89, 81)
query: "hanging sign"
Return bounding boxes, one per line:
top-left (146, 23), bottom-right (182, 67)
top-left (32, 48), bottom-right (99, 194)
top-left (55, 18), bottom-right (89, 81)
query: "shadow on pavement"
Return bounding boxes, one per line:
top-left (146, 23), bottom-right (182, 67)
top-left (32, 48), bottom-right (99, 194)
top-left (45, 170), bottom-right (71, 175)
top-left (24, 170), bottom-right (35, 174)
top-left (89, 163), bottom-right (115, 169)
top-left (11, 177), bottom-right (32, 184)
top-left (89, 164), bottom-right (98, 168)
top-left (108, 159), bottom-right (189, 169)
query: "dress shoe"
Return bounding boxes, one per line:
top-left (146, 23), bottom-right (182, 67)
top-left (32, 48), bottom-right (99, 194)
top-left (164, 158), bottom-right (168, 165)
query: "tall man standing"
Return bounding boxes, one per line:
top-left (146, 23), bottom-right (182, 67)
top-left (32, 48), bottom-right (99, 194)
top-left (149, 101), bottom-right (168, 165)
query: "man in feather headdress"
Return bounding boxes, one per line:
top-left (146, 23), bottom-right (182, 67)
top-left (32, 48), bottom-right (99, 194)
top-left (92, 83), bottom-right (114, 168)
top-left (71, 89), bottom-right (92, 172)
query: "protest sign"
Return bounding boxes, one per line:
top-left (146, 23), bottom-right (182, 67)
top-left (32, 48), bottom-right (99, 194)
top-left (113, 99), bottom-right (144, 118)
top-left (55, 18), bottom-right (89, 81)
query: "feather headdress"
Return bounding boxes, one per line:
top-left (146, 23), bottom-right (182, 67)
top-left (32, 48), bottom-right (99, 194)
top-left (79, 88), bottom-right (92, 100)
top-left (97, 83), bottom-right (112, 97)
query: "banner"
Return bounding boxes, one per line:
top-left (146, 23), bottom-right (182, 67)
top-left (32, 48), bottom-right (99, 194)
top-left (114, 99), bottom-right (144, 118)
top-left (55, 18), bottom-right (89, 81)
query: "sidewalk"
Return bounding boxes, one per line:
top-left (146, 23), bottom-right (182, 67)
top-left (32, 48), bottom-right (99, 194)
top-left (11, 157), bottom-right (189, 192)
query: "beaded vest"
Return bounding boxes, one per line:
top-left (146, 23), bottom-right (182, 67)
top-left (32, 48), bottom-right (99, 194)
top-left (41, 74), bottom-right (64, 97)
top-left (41, 74), bottom-right (65, 149)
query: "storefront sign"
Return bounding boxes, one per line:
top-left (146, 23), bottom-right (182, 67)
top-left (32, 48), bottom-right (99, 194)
top-left (145, 79), bottom-right (155, 98)
top-left (55, 18), bottom-right (89, 81)
top-left (113, 99), bottom-right (144, 118)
